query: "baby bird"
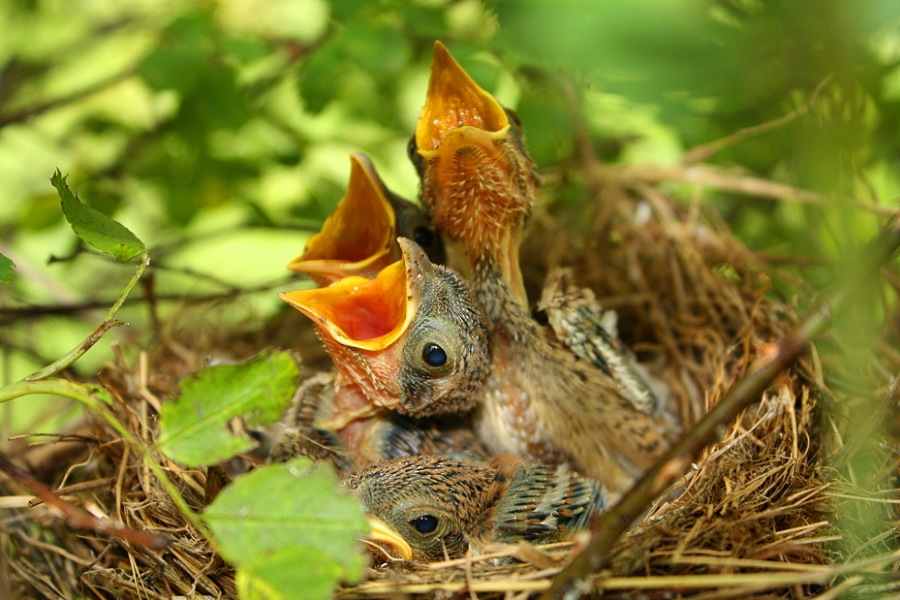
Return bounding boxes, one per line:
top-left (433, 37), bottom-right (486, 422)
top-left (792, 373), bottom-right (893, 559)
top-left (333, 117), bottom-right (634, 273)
top-left (413, 44), bottom-right (536, 304)
top-left (347, 454), bottom-right (605, 562)
top-left (280, 238), bottom-right (490, 422)
top-left (413, 42), bottom-right (677, 494)
top-left (290, 153), bottom-right (444, 286)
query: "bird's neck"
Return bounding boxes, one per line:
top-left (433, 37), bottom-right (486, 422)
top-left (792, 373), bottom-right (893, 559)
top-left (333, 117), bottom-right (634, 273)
top-left (446, 227), bottom-right (528, 310)
top-left (315, 333), bottom-right (393, 424)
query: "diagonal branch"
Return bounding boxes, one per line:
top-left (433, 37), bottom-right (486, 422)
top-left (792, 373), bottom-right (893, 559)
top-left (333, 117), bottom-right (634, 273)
top-left (0, 68), bottom-right (135, 129)
top-left (543, 211), bottom-right (900, 599)
top-left (683, 75), bottom-right (832, 164)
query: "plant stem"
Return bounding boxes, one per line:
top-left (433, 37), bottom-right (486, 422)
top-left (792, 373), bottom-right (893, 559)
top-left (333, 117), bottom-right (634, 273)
top-left (23, 255), bottom-right (150, 381)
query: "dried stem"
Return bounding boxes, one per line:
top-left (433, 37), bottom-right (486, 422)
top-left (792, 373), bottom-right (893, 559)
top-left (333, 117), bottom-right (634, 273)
top-left (23, 256), bottom-right (149, 381)
top-left (683, 75), bottom-right (832, 164)
top-left (0, 450), bottom-right (169, 549)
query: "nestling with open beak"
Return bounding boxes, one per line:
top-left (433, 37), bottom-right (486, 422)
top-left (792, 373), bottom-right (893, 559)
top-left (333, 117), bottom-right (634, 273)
top-left (412, 44), bottom-right (536, 300)
top-left (280, 238), bottom-right (490, 423)
top-left (289, 153), bottom-right (444, 286)
top-left (413, 42), bottom-right (678, 495)
top-left (348, 454), bottom-right (606, 562)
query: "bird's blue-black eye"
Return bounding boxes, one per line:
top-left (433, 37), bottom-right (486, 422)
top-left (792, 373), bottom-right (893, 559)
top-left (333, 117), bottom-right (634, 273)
top-left (410, 515), bottom-right (439, 534)
top-left (422, 343), bottom-right (447, 368)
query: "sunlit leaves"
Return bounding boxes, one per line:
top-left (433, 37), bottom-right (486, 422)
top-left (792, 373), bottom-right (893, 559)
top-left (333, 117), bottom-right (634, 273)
top-left (157, 350), bottom-right (300, 467)
top-left (342, 21), bottom-right (412, 75)
top-left (53, 170), bottom-right (146, 262)
top-left (237, 547), bottom-right (346, 600)
top-left (135, 9), bottom-right (254, 225)
top-left (297, 40), bottom-right (345, 114)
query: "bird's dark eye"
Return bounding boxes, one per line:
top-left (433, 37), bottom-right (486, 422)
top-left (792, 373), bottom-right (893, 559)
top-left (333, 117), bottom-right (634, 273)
top-left (413, 226), bottom-right (435, 249)
top-left (410, 515), bottom-right (439, 535)
top-left (422, 343), bottom-right (447, 368)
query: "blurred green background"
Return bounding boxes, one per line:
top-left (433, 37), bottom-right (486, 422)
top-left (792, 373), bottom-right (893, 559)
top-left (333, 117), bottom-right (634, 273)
top-left (1, 0), bottom-right (898, 434)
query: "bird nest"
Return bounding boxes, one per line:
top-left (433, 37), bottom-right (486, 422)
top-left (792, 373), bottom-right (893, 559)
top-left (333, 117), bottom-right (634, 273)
top-left (3, 165), bottom-right (899, 599)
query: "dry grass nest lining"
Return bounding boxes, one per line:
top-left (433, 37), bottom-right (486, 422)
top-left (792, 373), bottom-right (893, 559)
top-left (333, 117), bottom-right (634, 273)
top-left (3, 177), bottom-right (897, 599)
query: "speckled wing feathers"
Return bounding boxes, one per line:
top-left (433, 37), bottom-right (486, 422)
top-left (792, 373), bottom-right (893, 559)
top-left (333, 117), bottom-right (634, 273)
top-left (538, 268), bottom-right (659, 415)
top-left (491, 457), bottom-right (605, 543)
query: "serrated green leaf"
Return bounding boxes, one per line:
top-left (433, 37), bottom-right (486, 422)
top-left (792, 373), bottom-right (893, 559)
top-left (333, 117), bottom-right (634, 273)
top-left (237, 547), bottom-right (345, 600)
top-left (157, 350), bottom-right (300, 467)
top-left (52, 171), bottom-right (146, 263)
top-left (206, 458), bottom-right (367, 598)
top-left (0, 253), bottom-right (14, 285)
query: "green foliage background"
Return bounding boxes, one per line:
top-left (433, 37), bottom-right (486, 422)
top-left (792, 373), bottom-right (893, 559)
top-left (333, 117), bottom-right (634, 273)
top-left (1, 0), bottom-right (898, 429)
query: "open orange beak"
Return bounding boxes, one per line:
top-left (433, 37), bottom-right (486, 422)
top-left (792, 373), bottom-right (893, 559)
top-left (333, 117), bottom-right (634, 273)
top-left (289, 153), bottom-right (398, 286)
top-left (415, 41), bottom-right (510, 159)
top-left (280, 238), bottom-right (431, 352)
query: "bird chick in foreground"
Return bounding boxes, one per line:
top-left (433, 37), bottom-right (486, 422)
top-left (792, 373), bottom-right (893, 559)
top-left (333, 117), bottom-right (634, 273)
top-left (413, 42), bottom-right (677, 495)
top-left (289, 153), bottom-right (444, 286)
top-left (347, 454), bottom-right (605, 562)
top-left (280, 238), bottom-right (490, 422)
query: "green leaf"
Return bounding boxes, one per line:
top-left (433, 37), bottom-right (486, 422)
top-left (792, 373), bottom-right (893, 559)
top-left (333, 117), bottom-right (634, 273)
top-left (52, 171), bottom-right (146, 263)
top-left (206, 458), bottom-right (367, 599)
top-left (237, 547), bottom-right (345, 600)
top-left (0, 253), bottom-right (14, 285)
top-left (157, 349), bottom-right (300, 467)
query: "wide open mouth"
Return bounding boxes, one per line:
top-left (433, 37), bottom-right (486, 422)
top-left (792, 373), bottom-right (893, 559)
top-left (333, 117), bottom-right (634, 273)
top-left (415, 41), bottom-right (509, 157)
top-left (280, 239), bottom-right (428, 351)
top-left (288, 153), bottom-right (396, 281)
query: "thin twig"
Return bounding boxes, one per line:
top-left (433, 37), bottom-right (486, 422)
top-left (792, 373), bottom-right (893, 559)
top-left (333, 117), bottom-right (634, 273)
top-left (27, 477), bottom-right (116, 507)
top-left (592, 162), bottom-right (896, 217)
top-left (23, 256), bottom-right (150, 381)
top-left (542, 212), bottom-right (900, 599)
top-left (0, 274), bottom-right (294, 325)
top-left (684, 75), bottom-right (833, 164)
top-left (0, 68), bottom-right (135, 129)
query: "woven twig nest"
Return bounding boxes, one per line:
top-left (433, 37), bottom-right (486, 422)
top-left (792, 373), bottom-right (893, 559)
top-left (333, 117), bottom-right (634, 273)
top-left (3, 167), bottom-right (897, 599)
